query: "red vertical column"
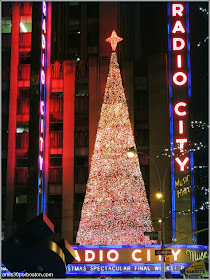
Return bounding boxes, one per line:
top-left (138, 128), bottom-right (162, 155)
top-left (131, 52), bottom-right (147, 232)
top-left (5, 3), bottom-right (20, 238)
top-left (62, 61), bottom-right (75, 243)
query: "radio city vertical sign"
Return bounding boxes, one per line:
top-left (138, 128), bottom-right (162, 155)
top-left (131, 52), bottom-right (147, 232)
top-left (38, 1), bottom-right (47, 214)
top-left (168, 3), bottom-right (195, 242)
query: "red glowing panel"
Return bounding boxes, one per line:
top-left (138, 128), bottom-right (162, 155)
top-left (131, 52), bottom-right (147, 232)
top-left (105, 30), bottom-right (123, 51)
top-left (40, 101), bottom-right (44, 115)
top-left (172, 4), bottom-right (184, 17)
top-left (177, 55), bottom-right (182, 68)
top-left (174, 102), bottom-right (187, 116)
top-left (176, 138), bottom-right (188, 152)
top-left (178, 120), bottom-right (184, 134)
top-left (172, 20), bottom-right (185, 34)
top-left (172, 38), bottom-right (185, 51)
top-left (173, 71), bottom-right (187, 86)
top-left (175, 157), bottom-right (189, 171)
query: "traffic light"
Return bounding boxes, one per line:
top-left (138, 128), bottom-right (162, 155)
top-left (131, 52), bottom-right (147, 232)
top-left (165, 256), bottom-right (170, 266)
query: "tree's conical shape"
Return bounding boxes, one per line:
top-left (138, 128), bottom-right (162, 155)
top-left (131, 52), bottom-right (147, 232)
top-left (76, 52), bottom-right (154, 245)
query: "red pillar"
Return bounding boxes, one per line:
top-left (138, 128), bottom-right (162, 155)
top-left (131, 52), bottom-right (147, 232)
top-left (62, 61), bottom-right (75, 243)
top-left (5, 3), bottom-right (20, 238)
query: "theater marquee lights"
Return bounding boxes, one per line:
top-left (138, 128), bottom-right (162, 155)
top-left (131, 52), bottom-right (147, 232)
top-left (168, 2), bottom-right (195, 242)
top-left (38, 1), bottom-right (47, 214)
top-left (64, 245), bottom-right (208, 276)
top-left (2, 245), bottom-right (208, 276)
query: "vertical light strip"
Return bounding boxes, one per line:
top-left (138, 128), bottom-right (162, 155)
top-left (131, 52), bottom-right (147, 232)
top-left (38, 1), bottom-right (47, 215)
top-left (167, 2), bottom-right (176, 241)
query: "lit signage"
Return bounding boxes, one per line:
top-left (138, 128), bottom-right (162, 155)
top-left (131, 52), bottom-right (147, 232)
top-left (38, 1), bottom-right (47, 214)
top-left (67, 245), bottom-right (208, 276)
top-left (168, 2), bottom-right (195, 241)
top-left (1, 245), bottom-right (208, 277)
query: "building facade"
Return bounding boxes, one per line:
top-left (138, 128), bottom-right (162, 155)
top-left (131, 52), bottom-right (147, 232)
top-left (2, 1), bottom-right (208, 245)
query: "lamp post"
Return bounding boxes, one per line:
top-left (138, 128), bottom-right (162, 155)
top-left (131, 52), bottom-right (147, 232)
top-left (127, 147), bottom-right (168, 279)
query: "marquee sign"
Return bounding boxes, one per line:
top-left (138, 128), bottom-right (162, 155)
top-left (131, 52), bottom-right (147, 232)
top-left (167, 2), bottom-right (195, 242)
top-left (38, 1), bottom-right (47, 214)
top-left (1, 245), bottom-right (208, 277)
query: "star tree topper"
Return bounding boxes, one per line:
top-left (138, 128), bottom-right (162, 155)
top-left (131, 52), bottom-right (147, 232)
top-left (105, 30), bottom-right (123, 51)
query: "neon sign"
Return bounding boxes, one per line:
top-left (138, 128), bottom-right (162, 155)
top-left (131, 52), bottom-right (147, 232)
top-left (1, 245), bottom-right (208, 276)
top-left (68, 245), bottom-right (207, 276)
top-left (168, 2), bottom-right (195, 242)
top-left (38, 1), bottom-right (47, 214)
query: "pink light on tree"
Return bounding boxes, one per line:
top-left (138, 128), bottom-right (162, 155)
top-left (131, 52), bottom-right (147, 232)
top-left (76, 31), bottom-right (155, 245)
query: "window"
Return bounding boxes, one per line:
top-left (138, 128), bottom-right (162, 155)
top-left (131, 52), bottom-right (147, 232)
top-left (16, 195), bottom-right (27, 204)
top-left (75, 130), bottom-right (88, 147)
top-left (20, 15), bottom-right (32, 33)
top-left (16, 132), bottom-right (29, 149)
top-left (50, 155), bottom-right (62, 167)
top-left (15, 168), bottom-right (28, 184)
top-left (17, 98), bottom-right (30, 114)
top-left (1, 17), bottom-right (12, 33)
top-left (48, 167), bottom-right (62, 184)
top-left (50, 132), bottom-right (63, 148)
top-left (50, 98), bottom-right (63, 113)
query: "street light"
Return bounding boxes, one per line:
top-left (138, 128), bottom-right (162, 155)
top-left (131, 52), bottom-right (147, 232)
top-left (127, 147), bottom-right (167, 279)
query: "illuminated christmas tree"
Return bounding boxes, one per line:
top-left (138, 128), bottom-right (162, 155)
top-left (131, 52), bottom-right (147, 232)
top-left (76, 31), bottom-right (154, 245)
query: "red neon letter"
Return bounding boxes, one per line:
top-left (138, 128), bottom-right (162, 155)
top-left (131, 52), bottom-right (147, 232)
top-left (40, 137), bottom-right (44, 152)
top-left (41, 119), bottom-right (44, 133)
top-left (42, 53), bottom-right (45, 67)
top-left (132, 249), bottom-right (142, 262)
top-left (85, 250), bottom-right (95, 262)
top-left (39, 155), bottom-right (43, 170)
top-left (41, 70), bottom-right (45, 85)
top-left (174, 102), bottom-right (187, 116)
top-left (107, 250), bottom-right (119, 262)
top-left (175, 157), bottom-right (189, 171)
top-left (40, 101), bottom-right (44, 115)
top-left (172, 38), bottom-right (185, 51)
top-left (172, 4), bottom-right (184, 17)
top-left (172, 249), bottom-right (181, 261)
top-left (177, 55), bottom-right (182, 68)
top-left (42, 19), bottom-right (46, 33)
top-left (173, 72), bottom-right (187, 86)
top-left (42, 34), bottom-right (46, 49)
top-left (43, 1), bottom-right (46, 16)
top-left (176, 138), bottom-right (188, 152)
top-left (172, 20), bottom-right (185, 34)
top-left (178, 120), bottom-right (184, 134)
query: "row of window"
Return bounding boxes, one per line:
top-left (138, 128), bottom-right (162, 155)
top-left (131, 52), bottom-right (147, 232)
top-left (14, 165), bottom-right (89, 185)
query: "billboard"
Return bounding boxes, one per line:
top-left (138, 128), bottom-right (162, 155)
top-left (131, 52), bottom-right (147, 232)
top-left (167, 2), bottom-right (195, 243)
top-left (1, 245), bottom-right (208, 277)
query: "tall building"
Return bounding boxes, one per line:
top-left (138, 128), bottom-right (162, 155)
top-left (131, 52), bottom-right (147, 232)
top-left (2, 1), bottom-right (208, 245)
